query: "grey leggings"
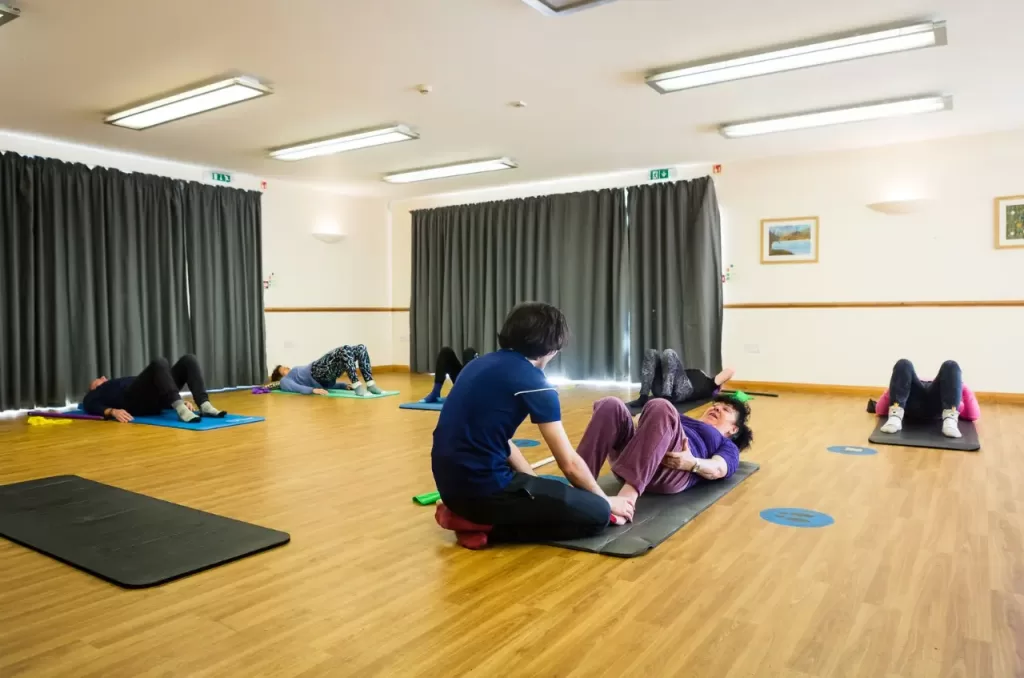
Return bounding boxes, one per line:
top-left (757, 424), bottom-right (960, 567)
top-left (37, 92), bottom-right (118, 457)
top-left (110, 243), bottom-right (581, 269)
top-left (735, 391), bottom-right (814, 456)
top-left (638, 349), bottom-right (718, 403)
top-left (310, 345), bottom-right (373, 386)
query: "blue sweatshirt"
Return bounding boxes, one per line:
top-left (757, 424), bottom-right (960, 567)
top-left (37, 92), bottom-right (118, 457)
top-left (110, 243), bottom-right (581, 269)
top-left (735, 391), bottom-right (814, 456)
top-left (81, 377), bottom-right (135, 415)
top-left (279, 365), bottom-right (321, 394)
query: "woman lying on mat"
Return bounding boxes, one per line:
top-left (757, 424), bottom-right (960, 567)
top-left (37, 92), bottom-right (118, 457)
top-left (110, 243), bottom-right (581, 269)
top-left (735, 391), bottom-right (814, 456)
top-left (576, 394), bottom-right (753, 504)
top-left (432, 302), bottom-right (635, 550)
top-left (421, 346), bottom-right (479, 403)
top-left (875, 359), bottom-right (979, 439)
top-left (270, 344), bottom-right (381, 396)
top-left (628, 348), bottom-right (735, 408)
top-left (81, 354), bottom-right (226, 424)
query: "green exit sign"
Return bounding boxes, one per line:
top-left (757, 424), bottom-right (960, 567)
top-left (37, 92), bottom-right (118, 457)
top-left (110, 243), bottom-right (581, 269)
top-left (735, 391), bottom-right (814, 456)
top-left (209, 171), bottom-right (232, 184)
top-left (649, 168), bottom-right (672, 181)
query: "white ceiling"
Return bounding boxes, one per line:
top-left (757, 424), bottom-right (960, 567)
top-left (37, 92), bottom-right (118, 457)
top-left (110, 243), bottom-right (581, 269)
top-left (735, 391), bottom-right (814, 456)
top-left (1, 0), bottom-right (1021, 196)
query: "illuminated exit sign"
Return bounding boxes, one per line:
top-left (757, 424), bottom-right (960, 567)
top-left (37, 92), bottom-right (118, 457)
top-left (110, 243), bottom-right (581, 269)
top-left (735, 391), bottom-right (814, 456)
top-left (209, 171), bottom-right (232, 184)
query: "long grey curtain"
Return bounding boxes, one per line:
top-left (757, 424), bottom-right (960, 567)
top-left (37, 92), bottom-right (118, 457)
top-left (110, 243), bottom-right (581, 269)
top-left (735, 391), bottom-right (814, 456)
top-left (183, 183), bottom-right (265, 388)
top-left (628, 177), bottom-right (723, 379)
top-left (411, 189), bottom-right (627, 379)
top-left (0, 150), bottom-right (264, 410)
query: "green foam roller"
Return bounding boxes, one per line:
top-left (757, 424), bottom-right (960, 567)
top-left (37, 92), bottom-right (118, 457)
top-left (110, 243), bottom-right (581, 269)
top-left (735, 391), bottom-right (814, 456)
top-left (413, 491), bottom-right (441, 506)
top-left (732, 390), bottom-right (754, 403)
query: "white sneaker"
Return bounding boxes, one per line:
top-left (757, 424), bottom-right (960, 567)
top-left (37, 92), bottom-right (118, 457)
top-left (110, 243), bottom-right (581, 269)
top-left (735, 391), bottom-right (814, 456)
top-left (879, 405), bottom-right (904, 434)
top-left (941, 408), bottom-right (962, 438)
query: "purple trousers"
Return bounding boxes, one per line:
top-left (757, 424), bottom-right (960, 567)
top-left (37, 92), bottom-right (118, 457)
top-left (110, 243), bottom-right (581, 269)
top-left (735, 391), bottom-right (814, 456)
top-left (577, 397), bottom-right (695, 495)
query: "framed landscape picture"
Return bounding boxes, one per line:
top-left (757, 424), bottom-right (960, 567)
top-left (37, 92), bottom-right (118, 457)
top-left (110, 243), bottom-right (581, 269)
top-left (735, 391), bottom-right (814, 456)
top-left (760, 216), bottom-right (819, 264)
top-left (995, 195), bottom-right (1024, 249)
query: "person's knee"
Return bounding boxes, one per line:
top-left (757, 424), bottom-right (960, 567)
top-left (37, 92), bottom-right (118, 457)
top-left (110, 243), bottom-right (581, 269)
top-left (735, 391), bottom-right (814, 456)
top-left (640, 397), bottom-right (676, 421)
top-left (893, 358), bottom-right (914, 373)
top-left (179, 353), bottom-right (198, 365)
top-left (643, 348), bottom-right (658, 359)
top-left (593, 396), bottom-right (628, 418)
top-left (150, 357), bottom-right (170, 370)
top-left (939, 360), bottom-right (961, 375)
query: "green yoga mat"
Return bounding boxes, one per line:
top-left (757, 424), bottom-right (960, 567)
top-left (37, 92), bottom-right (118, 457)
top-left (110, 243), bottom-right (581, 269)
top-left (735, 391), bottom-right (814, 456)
top-left (273, 389), bottom-right (400, 399)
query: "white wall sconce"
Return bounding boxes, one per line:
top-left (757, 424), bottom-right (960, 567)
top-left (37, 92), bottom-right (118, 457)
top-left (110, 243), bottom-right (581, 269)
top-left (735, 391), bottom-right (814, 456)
top-left (866, 198), bottom-right (935, 215)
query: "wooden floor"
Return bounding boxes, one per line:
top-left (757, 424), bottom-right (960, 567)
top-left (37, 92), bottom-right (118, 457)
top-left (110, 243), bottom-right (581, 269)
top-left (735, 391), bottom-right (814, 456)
top-left (0, 375), bottom-right (1022, 677)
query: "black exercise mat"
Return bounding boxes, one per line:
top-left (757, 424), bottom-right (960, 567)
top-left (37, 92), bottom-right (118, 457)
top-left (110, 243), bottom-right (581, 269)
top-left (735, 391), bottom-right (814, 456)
top-left (627, 396), bottom-right (714, 416)
top-left (869, 418), bottom-right (980, 452)
top-left (546, 460), bottom-right (760, 557)
top-left (0, 475), bottom-right (290, 588)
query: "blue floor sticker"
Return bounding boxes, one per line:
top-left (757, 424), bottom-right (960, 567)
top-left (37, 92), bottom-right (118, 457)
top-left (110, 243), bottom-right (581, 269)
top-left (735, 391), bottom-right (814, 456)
top-left (827, 445), bottom-right (877, 455)
top-left (760, 508), bottom-right (834, 528)
top-left (512, 438), bottom-right (540, 448)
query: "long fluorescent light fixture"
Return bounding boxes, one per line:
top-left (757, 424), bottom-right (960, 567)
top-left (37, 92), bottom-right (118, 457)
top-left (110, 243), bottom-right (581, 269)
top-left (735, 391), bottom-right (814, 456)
top-left (0, 3), bottom-right (21, 28)
top-left (270, 125), bottom-right (418, 161)
top-left (383, 158), bottom-right (518, 184)
top-left (720, 95), bottom-right (952, 138)
top-left (521, 0), bottom-right (618, 16)
top-left (647, 21), bottom-right (947, 93)
top-left (105, 76), bottom-right (271, 130)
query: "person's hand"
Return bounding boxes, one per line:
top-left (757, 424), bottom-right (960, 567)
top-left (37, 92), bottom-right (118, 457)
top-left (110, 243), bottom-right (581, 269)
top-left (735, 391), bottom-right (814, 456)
top-left (662, 449), bottom-right (697, 471)
top-left (184, 401), bottom-right (198, 412)
top-left (607, 495), bottom-right (636, 522)
top-left (109, 408), bottom-right (133, 423)
top-left (312, 388), bottom-right (329, 395)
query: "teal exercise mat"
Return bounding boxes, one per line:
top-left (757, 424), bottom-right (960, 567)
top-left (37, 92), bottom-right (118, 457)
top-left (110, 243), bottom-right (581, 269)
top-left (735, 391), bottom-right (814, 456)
top-left (399, 398), bottom-right (445, 411)
top-left (868, 417), bottom-right (979, 452)
top-left (130, 412), bottom-right (264, 431)
top-left (57, 407), bottom-right (265, 431)
top-left (545, 460), bottom-right (760, 557)
top-left (0, 475), bottom-right (289, 588)
top-left (273, 389), bottom-right (400, 399)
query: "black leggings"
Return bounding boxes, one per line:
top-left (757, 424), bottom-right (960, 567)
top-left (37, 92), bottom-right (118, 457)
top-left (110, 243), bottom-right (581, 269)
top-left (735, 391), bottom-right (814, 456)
top-left (433, 346), bottom-right (478, 385)
top-left (123, 355), bottom-right (209, 416)
top-left (888, 359), bottom-right (962, 420)
top-left (442, 473), bottom-right (609, 543)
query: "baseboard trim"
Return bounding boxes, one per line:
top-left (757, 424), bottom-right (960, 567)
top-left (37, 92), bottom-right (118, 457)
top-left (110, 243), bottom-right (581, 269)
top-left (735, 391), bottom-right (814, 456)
top-left (729, 380), bottom-right (1024, 405)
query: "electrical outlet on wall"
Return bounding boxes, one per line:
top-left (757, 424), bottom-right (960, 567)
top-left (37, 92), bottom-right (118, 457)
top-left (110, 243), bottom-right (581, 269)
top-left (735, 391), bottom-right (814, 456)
top-left (744, 344), bottom-right (760, 354)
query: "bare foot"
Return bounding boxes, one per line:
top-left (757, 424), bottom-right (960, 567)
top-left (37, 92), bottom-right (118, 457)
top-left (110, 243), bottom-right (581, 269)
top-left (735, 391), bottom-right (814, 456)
top-left (714, 367), bottom-right (735, 386)
top-left (618, 483), bottom-right (640, 502)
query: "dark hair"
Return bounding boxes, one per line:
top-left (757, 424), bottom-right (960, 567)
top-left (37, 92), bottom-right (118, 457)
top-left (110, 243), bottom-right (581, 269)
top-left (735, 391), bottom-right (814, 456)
top-left (497, 302), bottom-right (570, 359)
top-left (270, 365), bottom-right (285, 382)
top-left (713, 394), bottom-right (753, 451)
top-left (462, 347), bottom-right (479, 365)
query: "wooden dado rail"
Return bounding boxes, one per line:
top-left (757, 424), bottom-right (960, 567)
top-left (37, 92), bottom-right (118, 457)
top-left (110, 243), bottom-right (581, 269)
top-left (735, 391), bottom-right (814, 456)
top-left (725, 300), bottom-right (1024, 309)
top-left (265, 307), bottom-right (410, 313)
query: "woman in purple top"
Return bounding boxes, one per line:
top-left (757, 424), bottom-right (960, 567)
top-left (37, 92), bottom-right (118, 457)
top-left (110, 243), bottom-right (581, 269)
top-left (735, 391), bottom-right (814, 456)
top-left (577, 394), bottom-right (753, 503)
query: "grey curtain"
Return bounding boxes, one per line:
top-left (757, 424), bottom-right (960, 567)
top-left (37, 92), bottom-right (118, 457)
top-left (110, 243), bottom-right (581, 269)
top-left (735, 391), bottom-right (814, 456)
top-left (628, 177), bottom-right (723, 379)
top-left (411, 189), bottom-right (627, 379)
top-left (0, 150), bottom-right (263, 410)
top-left (183, 184), bottom-right (265, 388)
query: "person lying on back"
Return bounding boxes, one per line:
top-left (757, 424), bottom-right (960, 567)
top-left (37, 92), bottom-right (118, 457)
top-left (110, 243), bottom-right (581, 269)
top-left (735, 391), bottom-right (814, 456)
top-left (432, 301), bottom-right (634, 550)
top-left (81, 354), bottom-right (226, 424)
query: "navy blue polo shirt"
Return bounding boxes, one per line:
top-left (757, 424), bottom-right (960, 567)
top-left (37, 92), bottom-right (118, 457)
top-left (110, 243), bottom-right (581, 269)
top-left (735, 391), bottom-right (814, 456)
top-left (431, 350), bottom-right (560, 499)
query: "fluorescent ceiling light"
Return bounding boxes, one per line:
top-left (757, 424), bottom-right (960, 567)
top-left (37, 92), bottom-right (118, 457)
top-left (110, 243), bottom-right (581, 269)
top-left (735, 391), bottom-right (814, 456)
top-left (105, 76), bottom-right (271, 130)
top-left (383, 158), bottom-right (518, 184)
top-left (270, 125), bottom-right (418, 161)
top-left (0, 3), bottom-right (20, 28)
top-left (720, 95), bottom-right (952, 138)
top-left (520, 0), bottom-right (618, 16)
top-left (647, 21), bottom-right (947, 93)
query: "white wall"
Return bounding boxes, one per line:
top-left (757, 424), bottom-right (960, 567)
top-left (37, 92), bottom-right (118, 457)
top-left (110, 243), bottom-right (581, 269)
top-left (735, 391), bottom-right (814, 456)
top-left (390, 129), bottom-right (1024, 393)
top-left (1, 131), bottom-right (396, 373)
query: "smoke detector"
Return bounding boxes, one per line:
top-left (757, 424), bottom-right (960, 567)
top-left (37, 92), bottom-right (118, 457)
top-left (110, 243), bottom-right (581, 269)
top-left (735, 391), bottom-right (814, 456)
top-left (520, 0), bottom-right (618, 16)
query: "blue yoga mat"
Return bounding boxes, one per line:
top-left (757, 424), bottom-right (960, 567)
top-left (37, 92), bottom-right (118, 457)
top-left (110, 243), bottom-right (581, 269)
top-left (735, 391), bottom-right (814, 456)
top-left (128, 411), bottom-right (264, 431)
top-left (399, 399), bottom-right (445, 412)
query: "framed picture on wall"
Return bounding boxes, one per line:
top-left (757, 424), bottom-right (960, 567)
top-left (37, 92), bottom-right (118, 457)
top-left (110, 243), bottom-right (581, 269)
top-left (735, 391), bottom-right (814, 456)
top-left (994, 195), bottom-right (1024, 249)
top-left (760, 216), bottom-right (819, 264)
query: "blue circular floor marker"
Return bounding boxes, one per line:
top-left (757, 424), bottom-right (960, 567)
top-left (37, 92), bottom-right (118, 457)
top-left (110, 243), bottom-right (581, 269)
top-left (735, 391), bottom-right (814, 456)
top-left (827, 445), bottom-right (877, 455)
top-left (512, 438), bottom-right (540, 448)
top-left (760, 507), bottom-right (834, 528)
